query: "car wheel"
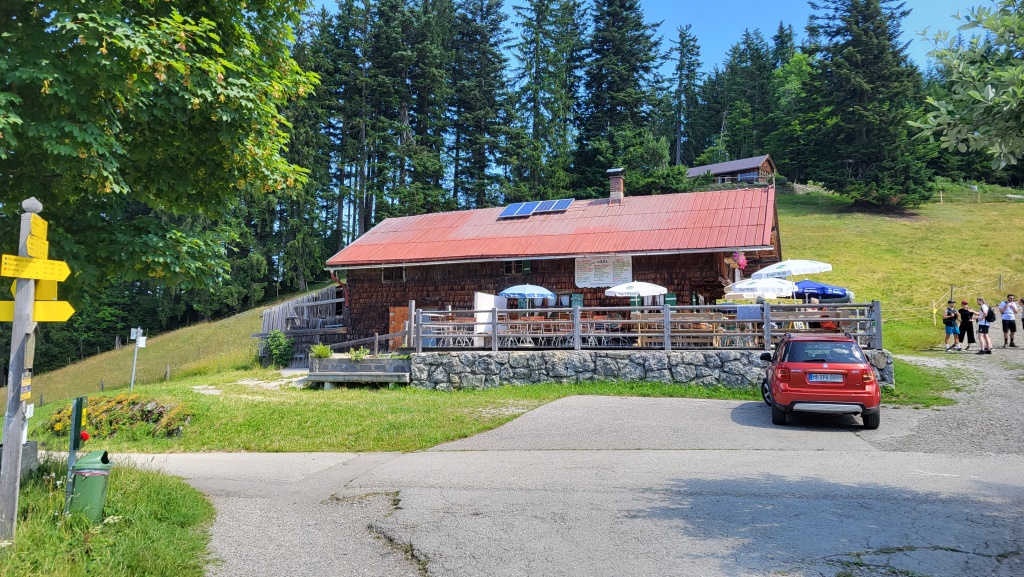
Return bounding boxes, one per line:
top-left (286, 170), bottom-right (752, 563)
top-left (771, 404), bottom-right (787, 426)
top-left (761, 379), bottom-right (772, 406)
top-left (862, 411), bottom-right (880, 430)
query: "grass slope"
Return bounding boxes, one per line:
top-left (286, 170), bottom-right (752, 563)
top-left (776, 192), bottom-right (1024, 352)
top-left (34, 306), bottom-right (262, 403)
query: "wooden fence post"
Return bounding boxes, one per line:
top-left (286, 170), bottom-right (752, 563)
top-left (762, 303), bottom-right (773, 351)
top-left (373, 333), bottom-right (379, 357)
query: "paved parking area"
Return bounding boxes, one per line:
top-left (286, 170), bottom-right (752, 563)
top-left (125, 385), bottom-right (1024, 577)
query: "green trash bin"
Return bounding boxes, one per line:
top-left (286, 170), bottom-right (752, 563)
top-left (69, 450), bottom-right (111, 523)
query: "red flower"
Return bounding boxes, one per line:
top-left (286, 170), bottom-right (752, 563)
top-left (80, 431), bottom-right (90, 442)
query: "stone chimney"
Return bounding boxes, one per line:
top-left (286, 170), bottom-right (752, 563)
top-left (607, 168), bottom-right (624, 203)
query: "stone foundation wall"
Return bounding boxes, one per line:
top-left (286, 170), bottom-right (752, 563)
top-left (411, 350), bottom-right (896, 391)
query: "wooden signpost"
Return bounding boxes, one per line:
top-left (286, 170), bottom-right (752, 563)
top-left (0, 198), bottom-right (75, 542)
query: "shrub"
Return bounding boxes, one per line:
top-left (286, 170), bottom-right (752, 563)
top-left (45, 394), bottom-right (192, 439)
top-left (265, 329), bottom-right (294, 367)
top-left (309, 343), bottom-right (333, 359)
top-left (349, 346), bottom-right (370, 361)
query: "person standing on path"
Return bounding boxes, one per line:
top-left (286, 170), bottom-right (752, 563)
top-left (976, 297), bottom-right (994, 354)
top-left (943, 300), bottom-right (961, 351)
top-left (999, 294), bottom-right (1019, 348)
top-left (958, 300), bottom-right (977, 350)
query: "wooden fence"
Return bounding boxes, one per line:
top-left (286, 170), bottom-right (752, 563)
top-left (253, 286), bottom-right (348, 366)
top-left (409, 302), bottom-right (883, 353)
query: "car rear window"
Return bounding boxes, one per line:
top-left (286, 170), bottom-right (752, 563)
top-left (781, 341), bottom-right (865, 364)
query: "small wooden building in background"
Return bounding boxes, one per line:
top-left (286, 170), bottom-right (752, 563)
top-left (326, 169), bottom-right (783, 342)
top-left (686, 154), bottom-right (776, 184)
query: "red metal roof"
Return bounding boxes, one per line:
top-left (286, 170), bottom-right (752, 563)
top-left (326, 187), bottom-right (777, 268)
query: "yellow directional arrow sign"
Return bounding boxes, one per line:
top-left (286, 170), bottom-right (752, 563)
top-left (0, 301), bottom-right (75, 322)
top-left (1, 254), bottom-right (70, 282)
top-left (10, 279), bottom-right (58, 301)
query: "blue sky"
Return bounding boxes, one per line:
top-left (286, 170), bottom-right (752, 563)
top-left (312, 0), bottom-right (975, 72)
top-left (639, 0), bottom-right (972, 72)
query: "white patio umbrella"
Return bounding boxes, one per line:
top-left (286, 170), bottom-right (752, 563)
top-left (499, 284), bottom-right (556, 299)
top-left (604, 281), bottom-right (667, 297)
top-left (727, 278), bottom-right (798, 298)
top-left (751, 259), bottom-right (832, 279)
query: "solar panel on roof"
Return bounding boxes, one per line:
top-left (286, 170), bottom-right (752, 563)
top-left (514, 201), bottom-right (541, 216)
top-left (536, 200), bottom-right (558, 212)
top-left (534, 198), bottom-right (574, 213)
top-left (498, 203), bottom-right (525, 218)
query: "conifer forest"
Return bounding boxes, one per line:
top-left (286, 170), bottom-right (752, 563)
top-left (1, 0), bottom-right (1021, 372)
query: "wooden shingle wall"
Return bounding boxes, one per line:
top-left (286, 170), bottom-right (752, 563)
top-left (345, 253), bottom-right (734, 340)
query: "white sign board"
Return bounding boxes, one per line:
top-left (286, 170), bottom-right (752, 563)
top-left (130, 328), bottom-right (138, 340)
top-left (574, 255), bottom-right (633, 288)
top-left (137, 336), bottom-right (147, 348)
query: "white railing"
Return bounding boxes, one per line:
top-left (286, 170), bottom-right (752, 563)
top-left (408, 302), bottom-right (883, 352)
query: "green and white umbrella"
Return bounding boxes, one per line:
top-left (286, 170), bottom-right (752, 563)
top-left (727, 278), bottom-right (798, 298)
top-left (604, 281), bottom-right (667, 298)
top-left (751, 259), bottom-right (832, 279)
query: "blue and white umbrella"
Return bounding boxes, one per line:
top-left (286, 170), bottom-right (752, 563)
top-left (794, 279), bottom-right (848, 298)
top-left (751, 259), bottom-right (832, 279)
top-left (499, 284), bottom-right (556, 299)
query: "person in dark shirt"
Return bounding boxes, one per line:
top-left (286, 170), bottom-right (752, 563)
top-left (958, 300), bottom-right (976, 350)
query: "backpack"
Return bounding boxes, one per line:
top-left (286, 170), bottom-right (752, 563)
top-left (943, 308), bottom-right (957, 326)
top-left (985, 306), bottom-right (996, 323)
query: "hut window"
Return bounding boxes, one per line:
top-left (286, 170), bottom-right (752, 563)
top-left (382, 267), bottom-right (406, 283)
top-left (502, 260), bottom-right (525, 275)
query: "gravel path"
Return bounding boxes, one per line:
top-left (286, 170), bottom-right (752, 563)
top-left (871, 348), bottom-right (1024, 455)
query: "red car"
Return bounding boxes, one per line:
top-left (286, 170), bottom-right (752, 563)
top-left (760, 334), bottom-right (881, 429)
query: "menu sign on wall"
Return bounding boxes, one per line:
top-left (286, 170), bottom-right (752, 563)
top-left (574, 255), bottom-right (633, 287)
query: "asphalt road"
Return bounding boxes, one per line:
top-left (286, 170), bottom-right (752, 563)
top-left (121, 393), bottom-right (1024, 577)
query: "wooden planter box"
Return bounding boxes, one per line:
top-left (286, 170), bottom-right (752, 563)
top-left (307, 356), bottom-right (411, 386)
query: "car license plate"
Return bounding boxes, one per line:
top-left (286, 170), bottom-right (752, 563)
top-left (808, 373), bottom-right (844, 383)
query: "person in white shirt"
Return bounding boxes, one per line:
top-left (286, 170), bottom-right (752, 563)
top-left (999, 294), bottom-right (1019, 348)
top-left (976, 297), bottom-right (993, 354)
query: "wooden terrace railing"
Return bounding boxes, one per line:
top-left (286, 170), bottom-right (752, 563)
top-left (408, 302), bottom-right (883, 353)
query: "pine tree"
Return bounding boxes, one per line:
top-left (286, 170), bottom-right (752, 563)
top-left (511, 0), bottom-right (586, 198)
top-left (451, 0), bottom-right (512, 208)
top-left (279, 9), bottom-right (339, 291)
top-left (771, 22), bottom-right (796, 69)
top-left (669, 24), bottom-right (702, 166)
top-left (805, 0), bottom-right (932, 205)
top-left (408, 0), bottom-right (457, 212)
top-left (575, 0), bottom-right (663, 193)
top-left (721, 29), bottom-right (773, 159)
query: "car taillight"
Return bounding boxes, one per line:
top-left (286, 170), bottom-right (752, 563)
top-left (862, 371), bottom-right (875, 384)
top-left (778, 367), bottom-right (790, 382)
